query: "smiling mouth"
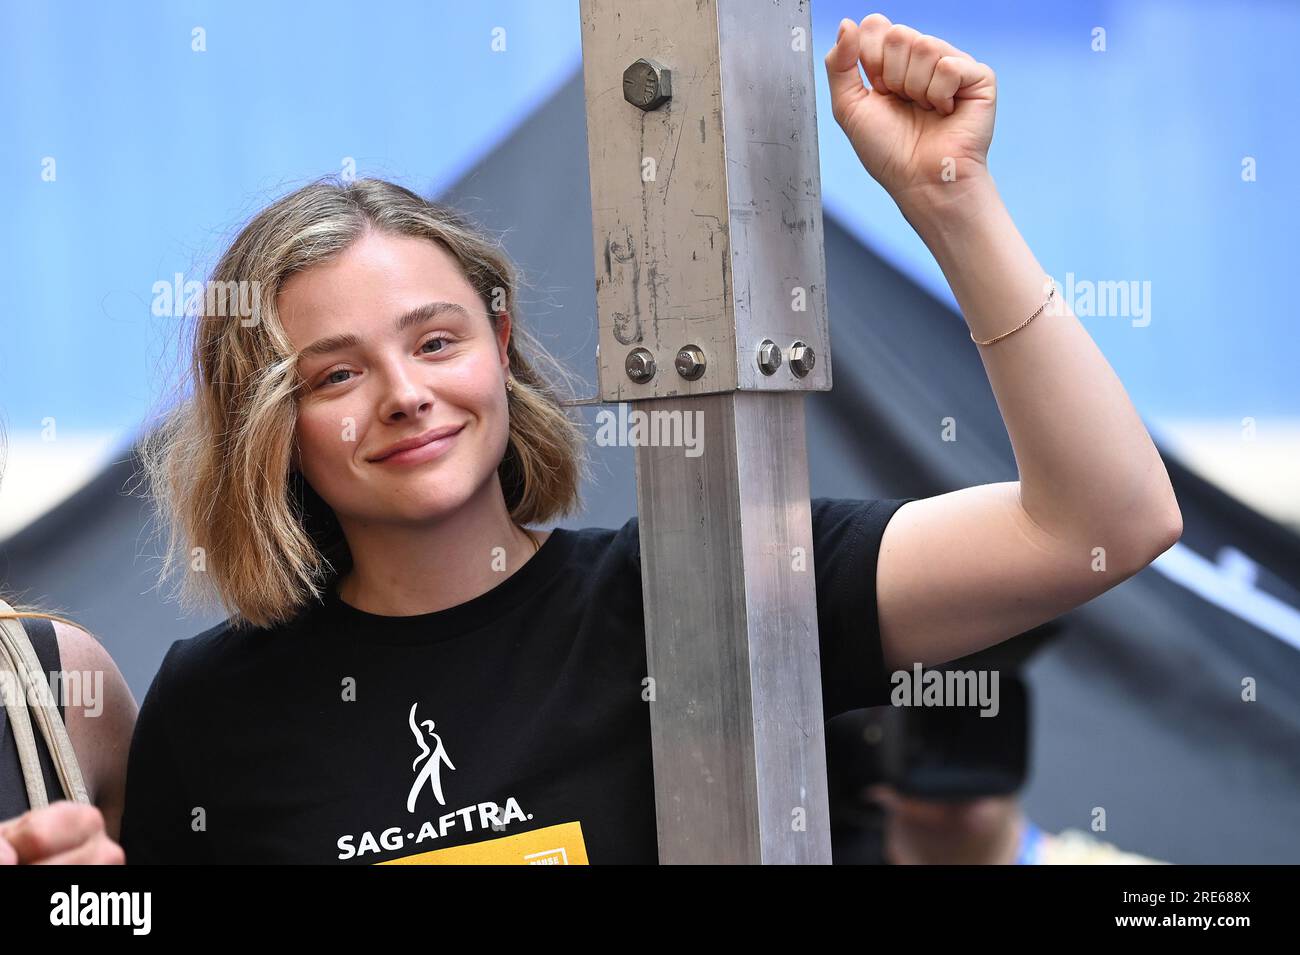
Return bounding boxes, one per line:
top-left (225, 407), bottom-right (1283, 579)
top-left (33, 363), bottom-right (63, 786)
top-left (370, 425), bottom-right (465, 465)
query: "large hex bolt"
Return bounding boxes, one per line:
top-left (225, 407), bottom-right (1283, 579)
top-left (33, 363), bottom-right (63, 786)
top-left (789, 341), bottom-right (816, 378)
top-left (623, 58), bottom-right (672, 111)
top-left (675, 344), bottom-right (706, 381)
top-left (626, 347), bottom-right (656, 383)
top-left (757, 339), bottom-right (782, 376)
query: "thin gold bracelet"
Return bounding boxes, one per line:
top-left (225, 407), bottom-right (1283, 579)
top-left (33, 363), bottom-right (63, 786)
top-left (971, 278), bottom-right (1057, 346)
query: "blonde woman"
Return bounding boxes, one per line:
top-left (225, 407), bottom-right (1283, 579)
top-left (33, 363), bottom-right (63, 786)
top-left (121, 15), bottom-right (1181, 864)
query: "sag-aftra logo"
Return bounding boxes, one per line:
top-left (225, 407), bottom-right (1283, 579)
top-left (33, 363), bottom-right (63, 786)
top-left (335, 702), bottom-right (530, 861)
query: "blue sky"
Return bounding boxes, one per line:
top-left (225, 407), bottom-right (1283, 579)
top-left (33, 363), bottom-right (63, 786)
top-left (1, 0), bottom-right (1295, 505)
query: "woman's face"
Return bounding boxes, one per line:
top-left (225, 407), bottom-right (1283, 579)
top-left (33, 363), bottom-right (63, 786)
top-left (278, 229), bottom-right (512, 528)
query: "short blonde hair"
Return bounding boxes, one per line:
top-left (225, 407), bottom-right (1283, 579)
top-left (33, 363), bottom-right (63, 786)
top-left (141, 177), bottom-right (589, 630)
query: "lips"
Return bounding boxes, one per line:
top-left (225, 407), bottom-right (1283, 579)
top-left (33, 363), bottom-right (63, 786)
top-left (368, 425), bottom-right (465, 463)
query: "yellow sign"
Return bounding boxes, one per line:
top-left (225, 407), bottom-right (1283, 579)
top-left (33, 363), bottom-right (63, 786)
top-left (378, 822), bottom-right (589, 865)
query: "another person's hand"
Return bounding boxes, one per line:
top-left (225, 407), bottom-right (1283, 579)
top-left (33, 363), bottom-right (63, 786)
top-left (0, 801), bottom-right (125, 864)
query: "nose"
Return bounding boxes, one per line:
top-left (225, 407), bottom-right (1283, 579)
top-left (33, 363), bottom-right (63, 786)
top-left (375, 357), bottom-right (434, 423)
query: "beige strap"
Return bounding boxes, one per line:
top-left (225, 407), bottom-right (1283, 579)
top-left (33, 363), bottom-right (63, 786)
top-left (0, 601), bottom-right (90, 807)
top-left (0, 615), bottom-right (47, 808)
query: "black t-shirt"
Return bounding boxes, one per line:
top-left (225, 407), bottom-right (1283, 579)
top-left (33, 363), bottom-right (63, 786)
top-left (119, 497), bottom-right (911, 864)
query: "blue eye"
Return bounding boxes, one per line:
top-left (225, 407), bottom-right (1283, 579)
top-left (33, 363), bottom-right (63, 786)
top-left (315, 335), bottom-right (450, 389)
top-left (421, 335), bottom-right (452, 354)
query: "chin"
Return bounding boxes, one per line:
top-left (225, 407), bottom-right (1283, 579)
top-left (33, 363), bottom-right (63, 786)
top-left (387, 491), bottom-right (471, 524)
top-left (375, 472), bottom-right (489, 523)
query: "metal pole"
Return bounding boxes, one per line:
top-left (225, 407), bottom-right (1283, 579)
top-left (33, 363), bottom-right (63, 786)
top-left (579, 0), bottom-right (835, 863)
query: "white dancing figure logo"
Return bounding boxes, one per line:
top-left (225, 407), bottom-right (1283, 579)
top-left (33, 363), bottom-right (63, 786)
top-left (406, 702), bottom-right (456, 813)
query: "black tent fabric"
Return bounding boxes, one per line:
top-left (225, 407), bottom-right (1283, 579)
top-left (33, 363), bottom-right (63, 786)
top-left (2, 70), bottom-right (1297, 863)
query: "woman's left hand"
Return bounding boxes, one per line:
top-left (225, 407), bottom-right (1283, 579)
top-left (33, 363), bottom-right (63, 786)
top-left (825, 13), bottom-right (997, 216)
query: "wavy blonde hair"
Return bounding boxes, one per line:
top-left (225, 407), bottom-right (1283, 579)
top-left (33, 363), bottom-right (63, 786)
top-left (140, 177), bottom-right (590, 631)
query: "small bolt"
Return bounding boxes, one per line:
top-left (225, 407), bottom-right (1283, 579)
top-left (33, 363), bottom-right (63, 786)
top-left (757, 339), bottom-right (782, 376)
top-left (789, 341), bottom-right (816, 377)
top-left (626, 347), bottom-right (656, 383)
top-left (675, 344), bottom-right (706, 381)
top-left (623, 58), bottom-right (672, 111)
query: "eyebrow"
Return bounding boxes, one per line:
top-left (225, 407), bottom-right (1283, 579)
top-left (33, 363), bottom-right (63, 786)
top-left (295, 301), bottom-right (472, 364)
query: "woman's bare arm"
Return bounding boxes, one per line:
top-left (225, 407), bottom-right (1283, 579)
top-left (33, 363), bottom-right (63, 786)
top-left (825, 15), bottom-right (1181, 670)
top-left (52, 620), bottom-right (138, 841)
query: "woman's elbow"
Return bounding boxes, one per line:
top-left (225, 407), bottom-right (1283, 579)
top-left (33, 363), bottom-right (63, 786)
top-left (1131, 495), bottom-right (1183, 573)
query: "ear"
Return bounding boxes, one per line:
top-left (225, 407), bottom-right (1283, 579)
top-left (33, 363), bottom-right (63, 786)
top-left (494, 310), bottom-right (512, 374)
